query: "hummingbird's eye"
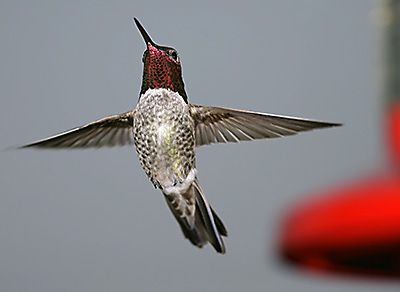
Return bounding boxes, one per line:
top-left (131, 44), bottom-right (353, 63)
top-left (142, 51), bottom-right (147, 63)
top-left (168, 50), bottom-right (179, 62)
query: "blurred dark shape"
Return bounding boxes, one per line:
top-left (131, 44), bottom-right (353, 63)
top-left (279, 0), bottom-right (400, 277)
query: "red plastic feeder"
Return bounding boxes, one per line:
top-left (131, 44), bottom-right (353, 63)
top-left (281, 172), bottom-right (400, 276)
top-left (387, 101), bottom-right (400, 165)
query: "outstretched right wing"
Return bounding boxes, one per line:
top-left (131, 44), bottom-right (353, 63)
top-left (20, 110), bottom-right (136, 149)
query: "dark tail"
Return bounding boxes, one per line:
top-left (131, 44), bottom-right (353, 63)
top-left (164, 179), bottom-right (227, 254)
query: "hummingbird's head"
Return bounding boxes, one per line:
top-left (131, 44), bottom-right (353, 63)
top-left (134, 18), bottom-right (188, 103)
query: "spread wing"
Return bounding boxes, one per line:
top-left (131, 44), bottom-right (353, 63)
top-left (189, 105), bottom-right (341, 147)
top-left (20, 110), bottom-right (135, 149)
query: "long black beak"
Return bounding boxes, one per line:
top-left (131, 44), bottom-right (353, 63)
top-left (134, 17), bottom-right (156, 48)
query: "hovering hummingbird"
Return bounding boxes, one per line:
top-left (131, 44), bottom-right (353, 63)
top-left (20, 18), bottom-right (341, 254)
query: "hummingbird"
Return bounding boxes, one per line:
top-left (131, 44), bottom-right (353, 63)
top-left (20, 18), bottom-right (341, 254)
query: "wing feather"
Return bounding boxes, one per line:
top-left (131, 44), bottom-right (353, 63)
top-left (20, 110), bottom-right (135, 149)
top-left (189, 105), bottom-right (341, 147)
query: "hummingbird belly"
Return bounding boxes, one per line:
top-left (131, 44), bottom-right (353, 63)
top-left (133, 88), bottom-right (196, 192)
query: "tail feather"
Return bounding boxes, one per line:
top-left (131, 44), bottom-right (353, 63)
top-left (193, 180), bottom-right (226, 253)
top-left (164, 178), bottom-right (227, 254)
top-left (164, 194), bottom-right (207, 248)
top-left (210, 207), bottom-right (228, 237)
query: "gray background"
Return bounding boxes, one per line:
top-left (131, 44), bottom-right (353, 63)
top-left (0, 0), bottom-right (395, 291)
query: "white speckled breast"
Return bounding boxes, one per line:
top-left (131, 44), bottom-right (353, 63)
top-left (133, 88), bottom-right (196, 191)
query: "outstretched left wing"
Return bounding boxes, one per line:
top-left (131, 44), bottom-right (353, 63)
top-left (20, 110), bottom-right (135, 149)
top-left (189, 105), bottom-right (341, 147)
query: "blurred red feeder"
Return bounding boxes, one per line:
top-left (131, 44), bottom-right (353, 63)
top-left (387, 100), bottom-right (400, 165)
top-left (281, 172), bottom-right (400, 277)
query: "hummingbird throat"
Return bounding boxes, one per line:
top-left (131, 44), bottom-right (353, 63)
top-left (140, 45), bottom-right (188, 103)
